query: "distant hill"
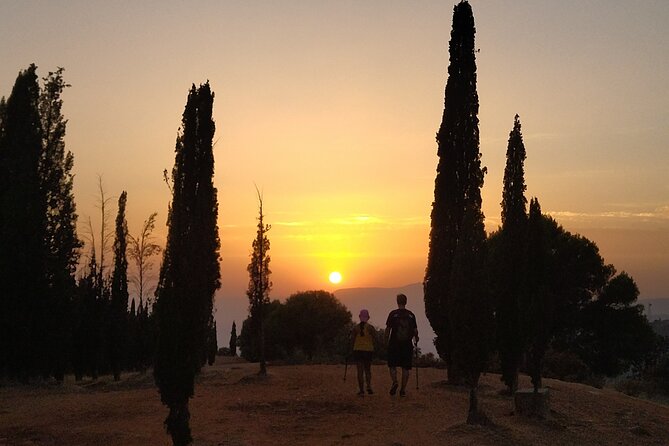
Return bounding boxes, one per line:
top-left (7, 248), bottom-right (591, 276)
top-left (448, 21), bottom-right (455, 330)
top-left (334, 283), bottom-right (437, 355)
top-left (639, 298), bottom-right (669, 321)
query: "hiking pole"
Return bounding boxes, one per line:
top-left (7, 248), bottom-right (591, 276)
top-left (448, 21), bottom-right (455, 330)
top-left (414, 341), bottom-right (419, 390)
top-left (343, 355), bottom-right (348, 382)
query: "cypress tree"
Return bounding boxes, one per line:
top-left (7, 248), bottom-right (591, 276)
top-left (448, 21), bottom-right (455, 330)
top-left (497, 114), bottom-right (528, 393)
top-left (109, 191), bottom-right (129, 381)
top-left (450, 203), bottom-right (492, 424)
top-left (247, 191), bottom-right (272, 376)
top-left (154, 82), bottom-right (221, 446)
top-left (0, 65), bottom-right (47, 380)
top-left (38, 67), bottom-right (81, 381)
top-left (229, 321), bottom-right (237, 357)
top-left (207, 319), bottom-right (217, 366)
top-left (424, 0), bottom-right (483, 383)
top-left (524, 198), bottom-right (552, 392)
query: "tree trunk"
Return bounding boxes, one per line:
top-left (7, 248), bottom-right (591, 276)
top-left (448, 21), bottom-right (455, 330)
top-left (166, 400), bottom-right (192, 446)
top-left (467, 385), bottom-right (479, 424)
top-left (258, 318), bottom-right (267, 376)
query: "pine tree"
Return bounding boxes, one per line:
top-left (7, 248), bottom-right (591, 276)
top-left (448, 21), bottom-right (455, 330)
top-left (247, 190), bottom-right (272, 376)
top-left (424, 0), bottom-right (484, 384)
top-left (38, 67), bottom-right (81, 381)
top-left (109, 191), bottom-right (129, 381)
top-left (0, 65), bottom-right (47, 379)
top-left (229, 321), bottom-right (237, 357)
top-left (496, 114), bottom-right (528, 393)
top-left (154, 82), bottom-right (221, 446)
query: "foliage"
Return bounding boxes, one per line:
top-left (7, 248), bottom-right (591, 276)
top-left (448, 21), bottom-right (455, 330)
top-left (424, 1), bottom-right (491, 424)
top-left (229, 321), bottom-right (238, 356)
top-left (239, 291), bottom-right (352, 363)
top-left (38, 67), bottom-right (81, 381)
top-left (154, 82), bottom-right (220, 446)
top-left (109, 191), bottom-right (129, 381)
top-left (578, 273), bottom-right (659, 377)
top-left (522, 198), bottom-right (554, 391)
top-left (0, 65), bottom-right (48, 380)
top-left (424, 0), bottom-right (485, 386)
top-left (246, 190), bottom-right (272, 375)
top-left (495, 114), bottom-right (528, 393)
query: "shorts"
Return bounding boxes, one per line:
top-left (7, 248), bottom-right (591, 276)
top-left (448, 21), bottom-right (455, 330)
top-left (387, 342), bottom-right (413, 369)
top-left (353, 350), bottom-right (373, 363)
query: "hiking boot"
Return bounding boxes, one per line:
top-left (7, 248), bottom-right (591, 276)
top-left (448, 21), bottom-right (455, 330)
top-left (399, 389), bottom-right (406, 397)
top-left (367, 388), bottom-right (374, 395)
top-left (389, 382), bottom-right (398, 396)
top-left (357, 390), bottom-right (365, 396)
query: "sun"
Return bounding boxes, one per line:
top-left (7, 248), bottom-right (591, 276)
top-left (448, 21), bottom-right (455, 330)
top-left (329, 271), bottom-right (342, 284)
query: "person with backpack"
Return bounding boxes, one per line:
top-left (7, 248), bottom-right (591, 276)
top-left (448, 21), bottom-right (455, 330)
top-left (385, 293), bottom-right (418, 397)
top-left (351, 309), bottom-right (375, 396)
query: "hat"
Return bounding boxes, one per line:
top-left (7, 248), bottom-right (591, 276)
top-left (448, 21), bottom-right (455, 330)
top-left (359, 309), bottom-right (370, 322)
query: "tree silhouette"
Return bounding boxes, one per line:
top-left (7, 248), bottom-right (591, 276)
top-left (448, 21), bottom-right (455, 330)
top-left (424, 0), bottom-right (485, 385)
top-left (38, 67), bottom-right (81, 382)
top-left (0, 65), bottom-right (48, 380)
top-left (247, 189), bottom-right (272, 376)
top-left (496, 114), bottom-right (528, 393)
top-left (128, 212), bottom-right (161, 310)
top-left (523, 198), bottom-right (553, 391)
top-left (229, 321), bottom-right (237, 356)
top-left (154, 82), bottom-right (220, 446)
top-left (109, 191), bottom-right (129, 381)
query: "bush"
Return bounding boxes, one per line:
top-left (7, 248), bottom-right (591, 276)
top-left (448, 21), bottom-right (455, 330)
top-left (543, 349), bottom-right (604, 388)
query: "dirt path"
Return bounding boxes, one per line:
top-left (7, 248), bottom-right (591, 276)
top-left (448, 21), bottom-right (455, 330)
top-left (1, 359), bottom-right (668, 445)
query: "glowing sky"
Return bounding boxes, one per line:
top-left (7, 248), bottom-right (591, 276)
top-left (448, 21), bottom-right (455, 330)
top-left (1, 0), bottom-right (667, 323)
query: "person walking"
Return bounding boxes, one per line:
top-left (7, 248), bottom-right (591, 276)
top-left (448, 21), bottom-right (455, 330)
top-left (351, 309), bottom-right (375, 396)
top-left (385, 293), bottom-right (418, 397)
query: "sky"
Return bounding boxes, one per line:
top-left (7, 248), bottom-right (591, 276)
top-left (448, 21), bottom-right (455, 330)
top-left (1, 1), bottom-right (668, 339)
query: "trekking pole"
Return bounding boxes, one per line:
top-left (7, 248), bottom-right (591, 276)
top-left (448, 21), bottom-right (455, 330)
top-left (343, 355), bottom-right (348, 382)
top-left (414, 341), bottom-right (419, 390)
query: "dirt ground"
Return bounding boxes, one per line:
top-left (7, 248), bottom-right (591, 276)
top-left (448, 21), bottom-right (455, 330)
top-left (1, 357), bottom-right (669, 446)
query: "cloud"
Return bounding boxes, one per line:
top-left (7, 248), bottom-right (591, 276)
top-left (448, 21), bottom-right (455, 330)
top-left (548, 208), bottom-right (669, 220)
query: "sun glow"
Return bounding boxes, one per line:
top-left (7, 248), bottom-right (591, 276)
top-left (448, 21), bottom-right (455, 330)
top-left (329, 271), bottom-right (342, 284)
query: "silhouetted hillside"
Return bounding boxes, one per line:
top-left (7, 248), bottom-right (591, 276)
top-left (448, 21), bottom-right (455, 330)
top-left (641, 298), bottom-right (669, 321)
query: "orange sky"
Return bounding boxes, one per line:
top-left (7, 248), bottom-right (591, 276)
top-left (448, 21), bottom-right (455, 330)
top-left (1, 1), bottom-right (667, 326)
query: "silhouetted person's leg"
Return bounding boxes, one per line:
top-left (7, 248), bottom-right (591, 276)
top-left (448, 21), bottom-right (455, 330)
top-left (356, 361), bottom-right (364, 395)
top-left (365, 360), bottom-right (373, 393)
top-left (389, 367), bottom-right (398, 395)
top-left (400, 367), bottom-right (410, 396)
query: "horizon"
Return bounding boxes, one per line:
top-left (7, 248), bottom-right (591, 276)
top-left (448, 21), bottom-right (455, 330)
top-left (1, 1), bottom-right (667, 348)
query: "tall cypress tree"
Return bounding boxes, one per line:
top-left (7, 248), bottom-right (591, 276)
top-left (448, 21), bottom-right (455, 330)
top-left (497, 114), bottom-right (528, 393)
top-left (524, 198), bottom-right (552, 392)
top-left (247, 190), bottom-right (272, 376)
top-left (424, 0), bottom-right (483, 383)
top-left (154, 82), bottom-right (221, 446)
top-left (229, 321), bottom-right (237, 357)
top-left (110, 191), bottom-right (129, 381)
top-left (39, 67), bottom-right (81, 381)
top-left (0, 65), bottom-right (47, 380)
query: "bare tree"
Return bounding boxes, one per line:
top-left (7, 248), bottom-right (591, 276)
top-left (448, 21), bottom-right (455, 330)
top-left (128, 212), bottom-right (162, 309)
top-left (94, 175), bottom-right (114, 282)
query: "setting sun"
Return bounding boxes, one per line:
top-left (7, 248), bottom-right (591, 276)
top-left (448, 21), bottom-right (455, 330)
top-left (329, 271), bottom-right (342, 284)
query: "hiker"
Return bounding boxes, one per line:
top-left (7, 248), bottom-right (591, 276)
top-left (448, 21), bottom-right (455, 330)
top-left (351, 309), bottom-right (375, 396)
top-left (385, 293), bottom-right (418, 397)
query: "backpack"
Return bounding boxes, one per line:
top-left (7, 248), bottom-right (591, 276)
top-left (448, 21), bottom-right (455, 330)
top-left (394, 312), bottom-right (413, 342)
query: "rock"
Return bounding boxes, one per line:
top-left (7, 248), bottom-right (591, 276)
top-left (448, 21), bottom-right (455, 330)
top-left (514, 388), bottom-right (551, 419)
